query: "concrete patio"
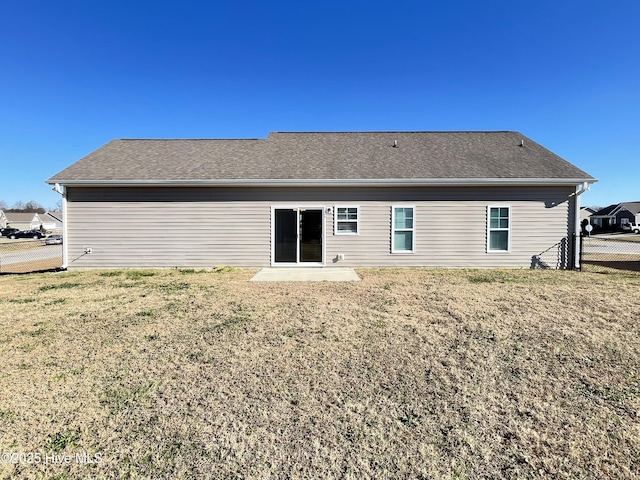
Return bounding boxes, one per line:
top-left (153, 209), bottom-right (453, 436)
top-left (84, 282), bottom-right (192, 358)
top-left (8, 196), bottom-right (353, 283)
top-left (250, 267), bottom-right (360, 282)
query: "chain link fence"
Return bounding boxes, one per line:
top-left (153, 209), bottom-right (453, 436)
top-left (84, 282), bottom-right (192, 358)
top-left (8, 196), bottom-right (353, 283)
top-left (0, 239), bottom-right (63, 274)
top-left (3, 234), bottom-right (639, 274)
top-left (581, 234), bottom-right (640, 273)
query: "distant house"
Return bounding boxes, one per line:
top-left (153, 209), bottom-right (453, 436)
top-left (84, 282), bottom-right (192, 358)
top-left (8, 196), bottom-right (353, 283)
top-left (41, 211), bottom-right (63, 233)
top-left (0, 210), bottom-right (64, 233)
top-left (47, 131), bottom-right (596, 270)
top-left (0, 211), bottom-right (41, 231)
top-left (580, 207), bottom-right (596, 223)
top-left (590, 202), bottom-right (640, 230)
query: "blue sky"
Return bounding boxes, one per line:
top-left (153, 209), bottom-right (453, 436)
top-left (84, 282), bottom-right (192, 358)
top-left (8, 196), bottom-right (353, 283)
top-left (1, 0), bottom-right (638, 210)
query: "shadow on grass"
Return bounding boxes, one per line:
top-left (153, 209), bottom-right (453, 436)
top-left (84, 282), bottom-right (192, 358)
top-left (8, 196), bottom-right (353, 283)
top-left (582, 260), bottom-right (640, 274)
top-left (0, 267), bottom-right (66, 276)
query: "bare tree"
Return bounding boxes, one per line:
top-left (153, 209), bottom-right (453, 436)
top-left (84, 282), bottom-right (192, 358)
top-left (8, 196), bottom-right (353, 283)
top-left (24, 201), bottom-right (45, 214)
top-left (5, 200), bottom-right (46, 213)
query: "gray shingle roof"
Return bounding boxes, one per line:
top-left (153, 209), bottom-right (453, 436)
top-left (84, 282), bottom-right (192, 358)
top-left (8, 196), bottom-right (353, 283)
top-left (593, 202), bottom-right (640, 217)
top-left (2, 212), bottom-right (39, 223)
top-left (47, 131), bottom-right (595, 185)
top-left (620, 202), bottom-right (640, 215)
top-left (591, 204), bottom-right (618, 216)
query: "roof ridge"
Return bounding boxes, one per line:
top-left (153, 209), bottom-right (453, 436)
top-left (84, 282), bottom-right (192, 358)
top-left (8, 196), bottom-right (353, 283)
top-left (269, 130), bottom-right (518, 134)
top-left (116, 138), bottom-right (262, 141)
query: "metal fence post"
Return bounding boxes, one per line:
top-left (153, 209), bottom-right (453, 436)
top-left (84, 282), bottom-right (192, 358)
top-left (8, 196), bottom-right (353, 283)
top-left (569, 233), bottom-right (575, 270)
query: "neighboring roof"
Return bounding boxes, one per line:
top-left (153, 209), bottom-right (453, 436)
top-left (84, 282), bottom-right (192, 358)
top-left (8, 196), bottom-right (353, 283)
top-left (47, 131), bottom-right (596, 187)
top-left (592, 202), bottom-right (640, 217)
top-left (3, 212), bottom-right (39, 223)
top-left (591, 204), bottom-right (618, 216)
top-left (43, 211), bottom-right (63, 222)
top-left (581, 207), bottom-right (596, 214)
top-left (615, 202), bottom-right (640, 216)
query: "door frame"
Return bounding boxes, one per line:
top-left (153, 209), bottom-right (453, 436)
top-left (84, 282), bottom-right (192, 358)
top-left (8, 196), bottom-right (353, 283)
top-left (270, 206), bottom-right (326, 266)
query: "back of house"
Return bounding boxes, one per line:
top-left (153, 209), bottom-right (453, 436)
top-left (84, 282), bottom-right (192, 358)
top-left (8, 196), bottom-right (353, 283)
top-left (47, 131), bottom-right (596, 269)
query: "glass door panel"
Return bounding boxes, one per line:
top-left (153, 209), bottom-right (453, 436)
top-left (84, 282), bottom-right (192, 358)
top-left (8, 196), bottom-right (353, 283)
top-left (274, 209), bottom-right (297, 263)
top-left (300, 209), bottom-right (323, 263)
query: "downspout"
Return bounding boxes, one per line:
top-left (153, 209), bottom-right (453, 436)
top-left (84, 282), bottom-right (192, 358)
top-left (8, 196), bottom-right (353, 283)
top-left (51, 183), bottom-right (68, 270)
top-left (61, 188), bottom-right (68, 269)
top-left (571, 182), bottom-right (590, 269)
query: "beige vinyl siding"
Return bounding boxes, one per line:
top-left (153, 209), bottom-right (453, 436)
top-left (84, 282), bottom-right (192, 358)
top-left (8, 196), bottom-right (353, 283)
top-left (329, 200), bottom-right (571, 268)
top-left (66, 202), bottom-right (270, 267)
top-left (65, 185), bottom-right (576, 269)
top-left (66, 188), bottom-right (271, 268)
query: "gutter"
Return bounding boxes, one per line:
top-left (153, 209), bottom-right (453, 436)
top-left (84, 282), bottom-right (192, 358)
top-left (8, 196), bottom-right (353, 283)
top-left (47, 177), bottom-right (597, 188)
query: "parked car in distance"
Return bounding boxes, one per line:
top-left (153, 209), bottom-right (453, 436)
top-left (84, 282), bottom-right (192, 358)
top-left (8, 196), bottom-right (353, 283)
top-left (627, 223), bottom-right (640, 234)
top-left (0, 227), bottom-right (20, 237)
top-left (45, 235), bottom-right (63, 245)
top-left (7, 230), bottom-right (45, 239)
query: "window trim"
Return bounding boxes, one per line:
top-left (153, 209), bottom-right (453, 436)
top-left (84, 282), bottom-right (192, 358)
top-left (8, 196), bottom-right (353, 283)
top-left (334, 206), bottom-right (360, 235)
top-left (391, 205), bottom-right (416, 254)
top-left (487, 205), bottom-right (511, 253)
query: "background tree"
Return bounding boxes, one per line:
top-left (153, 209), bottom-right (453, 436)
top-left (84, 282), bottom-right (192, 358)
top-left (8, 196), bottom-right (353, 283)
top-left (11, 201), bottom-right (26, 211)
top-left (1, 200), bottom-right (46, 213)
top-left (24, 201), bottom-right (45, 214)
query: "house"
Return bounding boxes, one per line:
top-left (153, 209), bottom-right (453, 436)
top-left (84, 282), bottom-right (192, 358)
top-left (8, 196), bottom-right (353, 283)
top-left (590, 202), bottom-right (640, 231)
top-left (0, 211), bottom-right (41, 231)
top-left (46, 131), bottom-right (596, 270)
top-left (580, 206), bottom-right (596, 224)
top-left (41, 211), bottom-right (63, 233)
top-left (0, 210), bottom-right (63, 233)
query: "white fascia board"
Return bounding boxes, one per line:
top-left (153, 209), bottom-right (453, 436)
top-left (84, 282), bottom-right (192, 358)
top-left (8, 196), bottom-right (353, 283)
top-left (48, 178), bottom-right (598, 188)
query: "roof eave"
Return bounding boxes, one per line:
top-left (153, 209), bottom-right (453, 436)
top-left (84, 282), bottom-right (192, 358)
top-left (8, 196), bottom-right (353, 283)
top-left (47, 178), bottom-right (597, 188)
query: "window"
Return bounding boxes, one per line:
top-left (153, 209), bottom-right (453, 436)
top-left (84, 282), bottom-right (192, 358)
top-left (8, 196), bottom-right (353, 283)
top-left (487, 206), bottom-right (510, 252)
top-left (392, 206), bottom-right (415, 253)
top-left (335, 207), bottom-right (359, 235)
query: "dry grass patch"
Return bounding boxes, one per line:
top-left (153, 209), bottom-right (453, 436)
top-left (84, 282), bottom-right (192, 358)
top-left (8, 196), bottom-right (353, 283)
top-left (0, 268), bottom-right (639, 479)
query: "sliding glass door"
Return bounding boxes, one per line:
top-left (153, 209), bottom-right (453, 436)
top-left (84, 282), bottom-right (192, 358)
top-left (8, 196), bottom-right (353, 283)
top-left (273, 208), bottom-right (324, 264)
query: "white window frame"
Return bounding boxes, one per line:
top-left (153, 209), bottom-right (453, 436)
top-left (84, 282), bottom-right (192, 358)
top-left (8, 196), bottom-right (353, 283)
top-left (487, 205), bottom-right (511, 253)
top-left (391, 206), bottom-right (416, 254)
top-left (334, 206), bottom-right (360, 235)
